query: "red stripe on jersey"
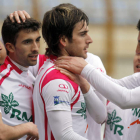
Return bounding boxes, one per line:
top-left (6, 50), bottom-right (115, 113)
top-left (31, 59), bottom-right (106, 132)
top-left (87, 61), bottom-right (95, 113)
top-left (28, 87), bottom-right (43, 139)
top-left (6, 57), bottom-right (22, 74)
top-left (51, 132), bottom-right (55, 140)
top-left (39, 66), bottom-right (54, 94)
top-left (40, 92), bottom-right (49, 139)
top-left (71, 91), bottom-right (80, 110)
top-left (38, 54), bottom-right (47, 70)
top-left (0, 66), bottom-right (13, 85)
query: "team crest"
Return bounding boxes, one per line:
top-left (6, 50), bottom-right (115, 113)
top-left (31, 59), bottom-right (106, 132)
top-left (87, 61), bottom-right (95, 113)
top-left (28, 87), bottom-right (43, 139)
top-left (53, 96), bottom-right (69, 105)
top-left (54, 96), bottom-right (60, 105)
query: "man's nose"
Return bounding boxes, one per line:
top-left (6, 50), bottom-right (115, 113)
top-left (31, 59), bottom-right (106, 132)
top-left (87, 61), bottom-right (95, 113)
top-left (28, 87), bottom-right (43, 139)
top-left (32, 42), bottom-right (39, 52)
top-left (86, 34), bottom-right (93, 44)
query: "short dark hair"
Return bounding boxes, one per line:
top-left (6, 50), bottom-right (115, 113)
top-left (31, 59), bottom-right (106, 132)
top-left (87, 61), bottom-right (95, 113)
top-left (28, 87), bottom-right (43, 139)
top-left (42, 3), bottom-right (89, 56)
top-left (2, 16), bottom-right (41, 55)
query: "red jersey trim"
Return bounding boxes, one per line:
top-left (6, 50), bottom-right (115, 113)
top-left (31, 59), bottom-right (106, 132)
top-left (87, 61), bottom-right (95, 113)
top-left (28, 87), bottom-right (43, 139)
top-left (40, 69), bottom-right (78, 95)
top-left (38, 54), bottom-right (47, 70)
top-left (6, 57), bottom-right (22, 74)
top-left (71, 91), bottom-right (80, 110)
top-left (40, 93), bottom-right (49, 140)
top-left (0, 66), bottom-right (13, 85)
top-left (0, 57), bottom-right (23, 85)
top-left (1, 56), bottom-right (22, 74)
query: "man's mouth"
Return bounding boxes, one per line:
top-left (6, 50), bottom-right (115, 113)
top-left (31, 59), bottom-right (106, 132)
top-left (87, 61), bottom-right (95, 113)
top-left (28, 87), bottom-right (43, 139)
top-left (29, 54), bottom-right (38, 60)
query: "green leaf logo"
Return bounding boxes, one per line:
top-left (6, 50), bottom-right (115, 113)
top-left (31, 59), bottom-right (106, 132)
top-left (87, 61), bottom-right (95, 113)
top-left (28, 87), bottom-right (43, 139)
top-left (0, 93), bottom-right (19, 114)
top-left (76, 102), bottom-right (87, 119)
top-left (107, 109), bottom-right (124, 135)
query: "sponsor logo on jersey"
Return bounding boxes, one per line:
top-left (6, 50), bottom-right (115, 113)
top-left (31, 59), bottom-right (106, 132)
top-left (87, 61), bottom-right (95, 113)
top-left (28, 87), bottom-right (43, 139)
top-left (76, 102), bottom-right (87, 119)
top-left (107, 110), bottom-right (124, 136)
top-left (53, 96), bottom-right (70, 105)
top-left (57, 84), bottom-right (69, 93)
top-left (19, 84), bottom-right (32, 90)
top-left (127, 108), bottom-right (140, 129)
top-left (132, 108), bottom-right (140, 118)
top-left (0, 92), bottom-right (32, 122)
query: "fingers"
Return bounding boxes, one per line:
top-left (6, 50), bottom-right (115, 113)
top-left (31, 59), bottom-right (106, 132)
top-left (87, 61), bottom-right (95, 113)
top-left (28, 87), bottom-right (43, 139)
top-left (55, 64), bottom-right (70, 71)
top-left (26, 135), bottom-right (31, 140)
top-left (26, 135), bottom-right (39, 140)
top-left (9, 10), bottom-right (31, 23)
top-left (9, 13), bottom-right (15, 23)
top-left (23, 10), bottom-right (31, 18)
top-left (14, 11), bottom-right (21, 23)
top-left (55, 59), bottom-right (70, 68)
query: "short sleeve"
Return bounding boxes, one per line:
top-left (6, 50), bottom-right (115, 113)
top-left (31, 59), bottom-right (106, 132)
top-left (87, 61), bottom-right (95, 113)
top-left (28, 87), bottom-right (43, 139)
top-left (42, 79), bottom-right (74, 112)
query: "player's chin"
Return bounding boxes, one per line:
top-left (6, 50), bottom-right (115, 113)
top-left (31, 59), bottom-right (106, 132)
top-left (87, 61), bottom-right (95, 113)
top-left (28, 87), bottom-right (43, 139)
top-left (82, 52), bottom-right (87, 59)
top-left (29, 60), bottom-right (37, 66)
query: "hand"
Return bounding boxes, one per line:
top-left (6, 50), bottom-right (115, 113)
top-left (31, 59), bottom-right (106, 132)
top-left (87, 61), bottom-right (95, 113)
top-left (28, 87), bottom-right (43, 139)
top-left (9, 10), bottom-right (30, 23)
top-left (55, 56), bottom-right (88, 75)
top-left (56, 67), bottom-right (90, 94)
top-left (26, 122), bottom-right (39, 140)
top-left (26, 135), bottom-right (38, 140)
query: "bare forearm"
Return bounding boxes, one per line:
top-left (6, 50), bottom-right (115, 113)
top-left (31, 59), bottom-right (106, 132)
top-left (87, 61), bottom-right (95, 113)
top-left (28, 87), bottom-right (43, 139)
top-left (0, 113), bottom-right (38, 140)
top-left (0, 122), bottom-right (30, 140)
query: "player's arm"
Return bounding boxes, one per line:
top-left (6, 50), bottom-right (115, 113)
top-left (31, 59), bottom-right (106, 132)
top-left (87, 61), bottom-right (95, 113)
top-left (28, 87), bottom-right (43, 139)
top-left (42, 79), bottom-right (88, 140)
top-left (47, 111), bottom-right (88, 140)
top-left (0, 113), bottom-right (39, 140)
top-left (58, 69), bottom-right (107, 124)
top-left (55, 56), bottom-right (140, 109)
top-left (81, 63), bottom-right (140, 109)
top-left (86, 54), bottom-right (107, 109)
top-left (101, 72), bottom-right (140, 89)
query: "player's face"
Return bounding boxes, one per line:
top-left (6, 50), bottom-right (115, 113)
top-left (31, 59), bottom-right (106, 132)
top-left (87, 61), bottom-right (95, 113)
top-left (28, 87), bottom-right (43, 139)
top-left (12, 30), bottom-right (41, 67)
top-left (65, 21), bottom-right (93, 59)
top-left (134, 32), bottom-right (140, 73)
top-left (0, 41), bottom-right (6, 65)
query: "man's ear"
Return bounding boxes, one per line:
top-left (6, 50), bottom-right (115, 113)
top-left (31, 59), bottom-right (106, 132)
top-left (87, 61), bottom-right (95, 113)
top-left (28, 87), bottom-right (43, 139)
top-left (5, 43), bottom-right (15, 53)
top-left (59, 35), bottom-right (67, 47)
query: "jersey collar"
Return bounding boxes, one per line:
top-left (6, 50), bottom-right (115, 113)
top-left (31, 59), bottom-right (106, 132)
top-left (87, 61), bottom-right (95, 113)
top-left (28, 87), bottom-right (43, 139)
top-left (7, 56), bottom-right (28, 73)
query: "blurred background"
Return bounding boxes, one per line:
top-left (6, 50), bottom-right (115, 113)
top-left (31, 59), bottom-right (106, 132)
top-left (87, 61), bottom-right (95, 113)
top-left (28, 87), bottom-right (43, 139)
top-left (0, 0), bottom-right (139, 79)
top-left (0, 0), bottom-right (139, 139)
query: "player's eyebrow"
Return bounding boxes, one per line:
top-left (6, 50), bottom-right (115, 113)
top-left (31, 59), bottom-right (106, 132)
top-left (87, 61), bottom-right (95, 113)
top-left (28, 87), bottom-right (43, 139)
top-left (22, 39), bottom-right (33, 43)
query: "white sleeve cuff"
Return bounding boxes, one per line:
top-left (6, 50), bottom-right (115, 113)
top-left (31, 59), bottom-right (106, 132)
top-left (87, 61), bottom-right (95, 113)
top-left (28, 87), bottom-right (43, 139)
top-left (81, 64), bottom-right (95, 79)
top-left (83, 85), bottom-right (94, 98)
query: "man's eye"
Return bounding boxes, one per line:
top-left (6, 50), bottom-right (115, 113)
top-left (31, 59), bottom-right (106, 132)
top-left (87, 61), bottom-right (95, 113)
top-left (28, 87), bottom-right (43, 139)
top-left (81, 33), bottom-right (85, 36)
top-left (24, 40), bottom-right (30, 44)
top-left (36, 39), bottom-right (40, 42)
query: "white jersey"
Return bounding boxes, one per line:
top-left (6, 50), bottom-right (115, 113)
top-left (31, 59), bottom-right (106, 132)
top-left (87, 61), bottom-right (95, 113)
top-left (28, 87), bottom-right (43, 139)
top-left (85, 53), bottom-right (106, 140)
top-left (104, 73), bottom-right (140, 140)
top-left (81, 64), bottom-right (140, 140)
top-left (104, 101), bottom-right (131, 140)
top-left (33, 55), bottom-right (88, 140)
top-left (0, 56), bottom-right (35, 140)
top-left (30, 52), bottom-right (106, 140)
